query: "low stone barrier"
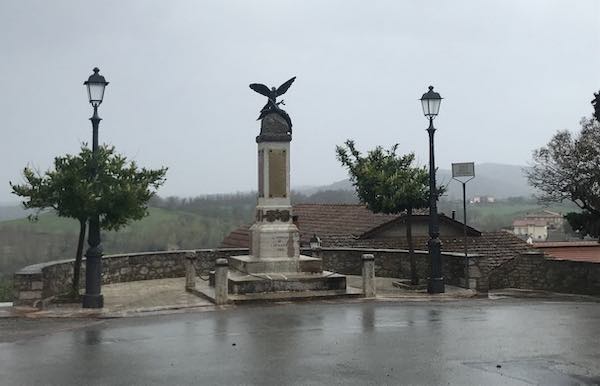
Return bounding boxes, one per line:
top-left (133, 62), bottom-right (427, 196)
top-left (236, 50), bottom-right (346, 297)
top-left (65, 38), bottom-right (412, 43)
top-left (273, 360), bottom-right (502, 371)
top-left (489, 251), bottom-right (600, 295)
top-left (310, 247), bottom-right (482, 290)
top-left (13, 248), bottom-right (248, 307)
top-left (16, 246), bottom-right (548, 308)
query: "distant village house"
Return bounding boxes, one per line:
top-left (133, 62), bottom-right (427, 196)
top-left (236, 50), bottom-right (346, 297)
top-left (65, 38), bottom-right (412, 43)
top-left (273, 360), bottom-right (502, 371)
top-left (512, 210), bottom-right (564, 242)
top-left (470, 196), bottom-right (495, 204)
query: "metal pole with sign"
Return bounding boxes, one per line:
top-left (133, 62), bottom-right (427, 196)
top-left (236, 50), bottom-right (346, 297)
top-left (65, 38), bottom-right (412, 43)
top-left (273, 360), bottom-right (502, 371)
top-left (451, 162), bottom-right (475, 289)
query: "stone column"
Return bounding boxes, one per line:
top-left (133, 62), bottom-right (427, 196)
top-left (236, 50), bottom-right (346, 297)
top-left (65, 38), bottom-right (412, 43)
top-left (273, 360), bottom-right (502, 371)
top-left (362, 254), bottom-right (376, 298)
top-left (184, 254), bottom-right (196, 291)
top-left (249, 112), bottom-right (300, 260)
top-left (214, 258), bottom-right (229, 305)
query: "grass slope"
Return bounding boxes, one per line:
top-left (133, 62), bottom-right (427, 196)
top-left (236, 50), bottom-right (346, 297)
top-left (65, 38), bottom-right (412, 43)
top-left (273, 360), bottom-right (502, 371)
top-left (0, 206), bottom-right (249, 282)
top-left (441, 201), bottom-right (580, 231)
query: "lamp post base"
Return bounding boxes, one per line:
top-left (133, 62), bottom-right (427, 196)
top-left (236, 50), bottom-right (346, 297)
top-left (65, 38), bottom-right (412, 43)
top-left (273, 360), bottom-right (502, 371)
top-left (82, 294), bottom-right (104, 308)
top-left (427, 277), bottom-right (445, 294)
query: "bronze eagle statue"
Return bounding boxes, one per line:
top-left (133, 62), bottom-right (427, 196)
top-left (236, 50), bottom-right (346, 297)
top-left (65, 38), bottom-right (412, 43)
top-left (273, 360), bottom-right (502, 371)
top-left (249, 77), bottom-right (296, 128)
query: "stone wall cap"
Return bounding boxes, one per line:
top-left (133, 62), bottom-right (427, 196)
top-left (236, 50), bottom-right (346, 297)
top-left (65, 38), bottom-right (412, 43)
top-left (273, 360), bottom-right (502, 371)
top-left (522, 250), bottom-right (546, 256)
top-left (14, 248), bottom-right (252, 276)
top-left (316, 246), bottom-right (480, 258)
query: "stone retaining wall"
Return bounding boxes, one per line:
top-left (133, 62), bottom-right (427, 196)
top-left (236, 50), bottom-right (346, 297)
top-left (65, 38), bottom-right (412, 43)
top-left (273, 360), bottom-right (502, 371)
top-left (311, 247), bottom-right (479, 289)
top-left (16, 246), bottom-right (548, 308)
top-left (489, 251), bottom-right (600, 295)
top-left (13, 249), bottom-right (248, 307)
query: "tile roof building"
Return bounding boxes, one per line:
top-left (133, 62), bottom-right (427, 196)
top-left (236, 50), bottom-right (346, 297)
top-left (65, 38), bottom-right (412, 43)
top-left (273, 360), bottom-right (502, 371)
top-left (222, 204), bottom-right (530, 269)
top-left (512, 210), bottom-right (565, 241)
top-left (221, 204), bottom-right (600, 295)
top-left (533, 241), bottom-right (600, 263)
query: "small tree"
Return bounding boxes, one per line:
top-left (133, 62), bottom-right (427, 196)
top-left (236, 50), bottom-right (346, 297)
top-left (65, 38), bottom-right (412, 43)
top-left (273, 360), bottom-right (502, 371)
top-left (592, 91), bottom-right (599, 122)
top-left (527, 91), bottom-right (600, 239)
top-left (11, 145), bottom-right (167, 297)
top-left (336, 140), bottom-right (431, 285)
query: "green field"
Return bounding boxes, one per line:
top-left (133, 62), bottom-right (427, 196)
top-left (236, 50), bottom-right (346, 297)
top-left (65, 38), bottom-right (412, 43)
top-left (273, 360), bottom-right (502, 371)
top-left (0, 206), bottom-right (252, 290)
top-left (0, 277), bottom-right (12, 302)
top-left (440, 200), bottom-right (580, 231)
top-left (2, 207), bottom-right (198, 234)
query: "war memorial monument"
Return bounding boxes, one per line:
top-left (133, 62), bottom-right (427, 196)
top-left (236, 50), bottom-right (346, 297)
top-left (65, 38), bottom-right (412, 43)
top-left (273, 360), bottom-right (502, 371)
top-left (197, 78), bottom-right (362, 302)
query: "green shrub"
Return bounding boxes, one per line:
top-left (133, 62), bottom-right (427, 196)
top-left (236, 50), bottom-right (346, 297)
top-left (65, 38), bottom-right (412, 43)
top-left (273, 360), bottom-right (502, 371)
top-left (0, 277), bottom-right (13, 302)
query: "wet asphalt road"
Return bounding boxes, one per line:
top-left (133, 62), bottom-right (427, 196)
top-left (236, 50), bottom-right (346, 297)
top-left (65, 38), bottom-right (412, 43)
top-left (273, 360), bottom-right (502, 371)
top-left (1, 299), bottom-right (599, 385)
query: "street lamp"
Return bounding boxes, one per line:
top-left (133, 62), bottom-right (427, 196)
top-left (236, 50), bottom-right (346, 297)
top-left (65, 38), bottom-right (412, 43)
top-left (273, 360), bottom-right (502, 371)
top-left (420, 85), bottom-right (444, 294)
top-left (309, 234), bottom-right (321, 250)
top-left (82, 67), bottom-right (108, 308)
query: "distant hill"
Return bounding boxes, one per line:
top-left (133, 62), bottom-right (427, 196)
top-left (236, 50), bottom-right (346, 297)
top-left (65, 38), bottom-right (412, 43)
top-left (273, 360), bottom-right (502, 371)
top-left (0, 205), bottom-right (30, 221)
top-left (0, 206), bottom-right (248, 278)
top-left (440, 163), bottom-right (536, 200)
top-left (304, 163), bottom-right (536, 200)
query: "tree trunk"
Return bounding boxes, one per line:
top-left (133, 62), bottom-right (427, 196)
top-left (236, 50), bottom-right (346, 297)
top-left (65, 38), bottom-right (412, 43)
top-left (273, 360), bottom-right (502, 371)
top-left (72, 219), bottom-right (87, 297)
top-left (407, 208), bottom-right (418, 285)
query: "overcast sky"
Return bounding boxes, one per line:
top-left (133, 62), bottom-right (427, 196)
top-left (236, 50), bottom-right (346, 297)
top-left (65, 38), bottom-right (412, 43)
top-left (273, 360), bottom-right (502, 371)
top-left (1, 0), bottom-right (599, 203)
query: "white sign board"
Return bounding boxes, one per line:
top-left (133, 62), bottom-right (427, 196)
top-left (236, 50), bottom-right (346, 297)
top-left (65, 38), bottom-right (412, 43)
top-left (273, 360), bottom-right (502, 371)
top-left (452, 162), bottom-right (475, 178)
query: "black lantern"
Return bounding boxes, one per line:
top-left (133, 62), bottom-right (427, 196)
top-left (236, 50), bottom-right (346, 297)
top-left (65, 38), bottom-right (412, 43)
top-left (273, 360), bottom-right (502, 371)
top-left (84, 67), bottom-right (109, 107)
top-left (420, 86), bottom-right (442, 118)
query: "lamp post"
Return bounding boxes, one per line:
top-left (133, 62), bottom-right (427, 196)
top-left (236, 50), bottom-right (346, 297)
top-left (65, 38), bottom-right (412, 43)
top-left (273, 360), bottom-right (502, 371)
top-left (420, 86), bottom-right (444, 294)
top-left (82, 67), bottom-right (108, 308)
top-left (309, 234), bottom-right (321, 250)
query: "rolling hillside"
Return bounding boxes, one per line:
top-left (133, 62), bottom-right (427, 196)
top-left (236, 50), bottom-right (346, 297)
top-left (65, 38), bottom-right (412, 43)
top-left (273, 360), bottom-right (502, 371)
top-left (312, 163), bottom-right (536, 200)
top-left (0, 207), bottom-right (251, 279)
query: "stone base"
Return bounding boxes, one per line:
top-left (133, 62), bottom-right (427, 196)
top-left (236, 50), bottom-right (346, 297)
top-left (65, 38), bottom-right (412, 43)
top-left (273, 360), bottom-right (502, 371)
top-left (392, 279), bottom-right (428, 291)
top-left (249, 222), bottom-right (300, 258)
top-left (191, 284), bottom-right (362, 304)
top-left (228, 255), bottom-right (322, 274)
top-left (225, 270), bottom-right (346, 294)
top-left (194, 254), bottom-right (352, 304)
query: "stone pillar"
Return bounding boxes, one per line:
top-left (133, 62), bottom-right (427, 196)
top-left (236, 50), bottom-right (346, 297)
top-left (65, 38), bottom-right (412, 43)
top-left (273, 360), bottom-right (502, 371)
top-left (214, 258), bottom-right (229, 305)
top-left (249, 112), bottom-right (300, 260)
top-left (184, 254), bottom-right (196, 291)
top-left (362, 254), bottom-right (376, 298)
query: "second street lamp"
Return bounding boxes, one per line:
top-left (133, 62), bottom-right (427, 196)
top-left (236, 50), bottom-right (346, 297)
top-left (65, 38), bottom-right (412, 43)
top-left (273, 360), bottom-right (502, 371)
top-left (82, 67), bottom-right (109, 308)
top-left (420, 85), bottom-right (445, 294)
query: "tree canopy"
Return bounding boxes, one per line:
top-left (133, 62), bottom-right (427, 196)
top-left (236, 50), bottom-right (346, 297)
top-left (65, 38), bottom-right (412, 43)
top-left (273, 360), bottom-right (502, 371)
top-left (11, 145), bottom-right (167, 230)
top-left (336, 139), bottom-right (435, 285)
top-left (527, 94), bottom-right (600, 238)
top-left (11, 145), bottom-right (167, 296)
top-left (336, 139), bottom-right (430, 215)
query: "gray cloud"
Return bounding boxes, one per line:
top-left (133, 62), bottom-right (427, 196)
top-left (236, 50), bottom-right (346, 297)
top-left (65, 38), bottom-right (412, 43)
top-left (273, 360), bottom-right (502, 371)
top-left (1, 0), bottom-right (599, 202)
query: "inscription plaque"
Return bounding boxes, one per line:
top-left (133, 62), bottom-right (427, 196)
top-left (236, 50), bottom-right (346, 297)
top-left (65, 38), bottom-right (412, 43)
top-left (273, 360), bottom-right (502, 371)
top-left (258, 150), bottom-right (264, 197)
top-left (270, 235), bottom-right (288, 253)
top-left (269, 149), bottom-right (287, 198)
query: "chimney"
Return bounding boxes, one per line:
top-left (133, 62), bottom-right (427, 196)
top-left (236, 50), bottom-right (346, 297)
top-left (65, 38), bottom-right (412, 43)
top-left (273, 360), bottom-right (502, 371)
top-left (451, 210), bottom-right (456, 220)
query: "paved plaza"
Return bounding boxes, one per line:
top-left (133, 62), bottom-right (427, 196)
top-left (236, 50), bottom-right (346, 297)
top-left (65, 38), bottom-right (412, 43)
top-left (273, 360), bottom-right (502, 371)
top-left (5, 276), bottom-right (476, 318)
top-left (1, 295), bottom-right (600, 385)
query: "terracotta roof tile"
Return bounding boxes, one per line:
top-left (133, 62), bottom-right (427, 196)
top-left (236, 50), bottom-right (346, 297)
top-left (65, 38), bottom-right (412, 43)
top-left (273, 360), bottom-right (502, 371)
top-left (220, 226), bottom-right (251, 248)
top-left (293, 204), bottom-right (408, 244)
top-left (533, 241), bottom-right (600, 263)
top-left (220, 204), bottom-right (529, 269)
top-left (533, 241), bottom-right (600, 248)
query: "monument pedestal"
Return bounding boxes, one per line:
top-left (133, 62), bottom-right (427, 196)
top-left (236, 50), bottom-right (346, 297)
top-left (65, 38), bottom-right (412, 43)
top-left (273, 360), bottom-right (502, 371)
top-left (193, 111), bottom-right (355, 303)
top-left (209, 268), bottom-right (348, 294)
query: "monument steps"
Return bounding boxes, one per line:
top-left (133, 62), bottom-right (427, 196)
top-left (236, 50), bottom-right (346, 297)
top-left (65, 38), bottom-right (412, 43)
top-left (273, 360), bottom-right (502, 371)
top-left (191, 282), bottom-right (362, 304)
